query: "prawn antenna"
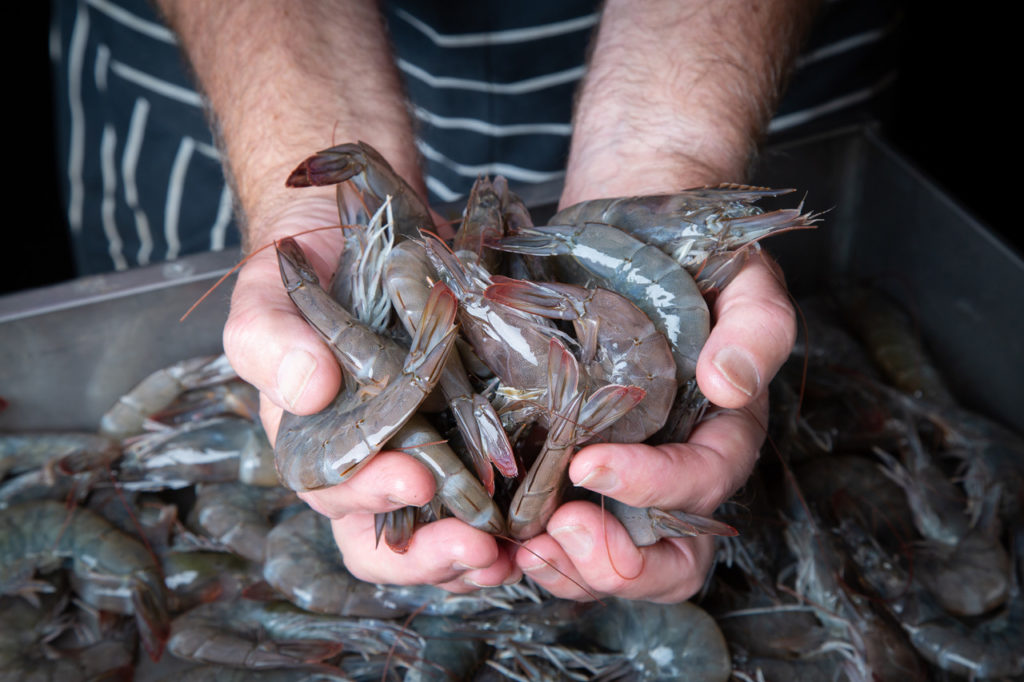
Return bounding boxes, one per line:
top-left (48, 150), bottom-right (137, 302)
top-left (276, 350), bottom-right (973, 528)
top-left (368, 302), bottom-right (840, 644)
top-left (599, 493), bottom-right (646, 582)
top-left (384, 601), bottom-right (433, 682)
top-left (179, 223), bottom-right (351, 322)
top-left (494, 534), bottom-right (606, 605)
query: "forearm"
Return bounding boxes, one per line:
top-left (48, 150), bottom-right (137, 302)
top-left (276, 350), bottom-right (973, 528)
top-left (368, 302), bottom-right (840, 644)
top-left (154, 0), bottom-right (421, 249)
top-left (562, 0), bottom-right (817, 205)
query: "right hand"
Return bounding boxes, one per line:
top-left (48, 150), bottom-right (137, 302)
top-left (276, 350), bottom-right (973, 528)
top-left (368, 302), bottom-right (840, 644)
top-left (222, 194), bottom-right (517, 592)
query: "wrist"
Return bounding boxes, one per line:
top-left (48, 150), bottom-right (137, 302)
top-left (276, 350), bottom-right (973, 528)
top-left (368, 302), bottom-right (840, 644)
top-left (243, 191), bottom-right (339, 246)
top-left (561, 0), bottom-right (815, 208)
top-left (157, 0), bottom-right (426, 251)
top-left (560, 130), bottom-right (752, 208)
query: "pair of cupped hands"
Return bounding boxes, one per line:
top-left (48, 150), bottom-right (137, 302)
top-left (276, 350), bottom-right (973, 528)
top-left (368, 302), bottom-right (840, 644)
top-left (222, 176), bottom-right (796, 604)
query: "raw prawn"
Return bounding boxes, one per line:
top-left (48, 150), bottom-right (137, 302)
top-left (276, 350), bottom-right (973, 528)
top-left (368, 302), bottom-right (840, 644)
top-left (507, 338), bottom-right (645, 540)
top-left (496, 221), bottom-right (709, 382)
top-left (384, 238), bottom-right (517, 491)
top-left (0, 500), bottom-right (169, 660)
top-left (167, 597), bottom-right (422, 670)
top-left (261, 509), bottom-right (527, 618)
top-left (273, 237), bottom-right (458, 491)
top-left (485, 278), bottom-right (677, 442)
top-left (549, 185), bottom-right (817, 286)
top-left (99, 354), bottom-right (237, 438)
top-left (386, 415), bottom-right (505, 536)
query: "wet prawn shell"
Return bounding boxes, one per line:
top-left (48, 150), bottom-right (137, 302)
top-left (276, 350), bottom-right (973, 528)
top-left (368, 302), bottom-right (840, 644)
top-left (574, 287), bottom-right (678, 442)
top-left (584, 598), bottom-right (731, 681)
top-left (545, 223), bottom-right (709, 382)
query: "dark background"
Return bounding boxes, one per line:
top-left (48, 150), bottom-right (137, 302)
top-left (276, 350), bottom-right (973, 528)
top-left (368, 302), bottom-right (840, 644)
top-left (5, 6), bottom-right (1017, 296)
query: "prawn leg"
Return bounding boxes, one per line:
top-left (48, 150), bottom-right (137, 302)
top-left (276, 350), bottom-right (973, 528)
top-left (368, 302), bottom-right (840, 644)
top-left (373, 505), bottom-right (421, 554)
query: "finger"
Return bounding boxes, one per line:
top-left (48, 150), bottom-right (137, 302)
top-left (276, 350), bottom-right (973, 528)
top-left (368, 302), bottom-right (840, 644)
top-left (297, 450), bottom-right (436, 518)
top-left (697, 252), bottom-right (796, 409)
top-left (222, 229), bottom-right (345, 416)
top-left (333, 515), bottom-right (504, 585)
top-left (437, 545), bottom-right (521, 593)
top-left (524, 501), bottom-right (714, 602)
top-left (570, 392), bottom-right (768, 513)
top-left (516, 532), bottom-right (594, 601)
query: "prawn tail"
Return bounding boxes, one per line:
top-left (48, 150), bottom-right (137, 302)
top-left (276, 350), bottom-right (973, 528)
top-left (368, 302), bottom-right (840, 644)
top-left (276, 236), bottom-right (320, 291)
top-left (374, 507), bottom-right (417, 554)
top-left (648, 507), bottom-right (739, 539)
top-left (546, 337), bottom-right (581, 413)
top-left (285, 143), bottom-right (364, 188)
top-left (405, 282), bottom-right (459, 380)
top-left (449, 396), bottom-right (496, 495)
top-left (449, 394), bottom-right (519, 491)
top-left (484, 278), bottom-right (580, 321)
top-left (579, 384), bottom-right (647, 437)
top-left (132, 579), bottom-right (171, 661)
top-left (472, 394), bottom-right (519, 478)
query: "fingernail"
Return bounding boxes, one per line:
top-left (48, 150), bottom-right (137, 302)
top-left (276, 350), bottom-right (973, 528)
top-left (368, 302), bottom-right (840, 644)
top-left (386, 495), bottom-right (417, 508)
top-left (712, 346), bottom-right (760, 397)
top-left (502, 572), bottom-right (523, 586)
top-left (278, 349), bottom-right (317, 409)
top-left (550, 524), bottom-right (593, 559)
top-left (462, 575), bottom-right (504, 589)
top-left (451, 560), bottom-right (484, 571)
top-left (574, 465), bottom-right (618, 493)
top-left (520, 560), bottom-right (559, 583)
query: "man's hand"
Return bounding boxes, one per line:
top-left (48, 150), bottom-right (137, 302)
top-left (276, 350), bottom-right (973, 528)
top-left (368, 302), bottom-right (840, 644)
top-left (222, 196), bottom-right (518, 590)
top-left (514, 256), bottom-right (795, 601)
top-left (512, 0), bottom-right (812, 601)
top-left (159, 0), bottom-right (517, 589)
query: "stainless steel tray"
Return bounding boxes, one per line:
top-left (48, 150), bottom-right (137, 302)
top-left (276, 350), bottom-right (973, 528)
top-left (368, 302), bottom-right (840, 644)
top-left (2, 126), bottom-right (1021, 433)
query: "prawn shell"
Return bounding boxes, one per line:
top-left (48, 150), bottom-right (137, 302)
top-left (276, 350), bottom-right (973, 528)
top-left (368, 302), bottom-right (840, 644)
top-left (0, 500), bottom-right (169, 660)
top-left (497, 222), bottom-right (709, 382)
top-left (485, 279), bottom-right (678, 442)
top-left (551, 187), bottom-right (818, 275)
top-left (584, 598), bottom-right (731, 681)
